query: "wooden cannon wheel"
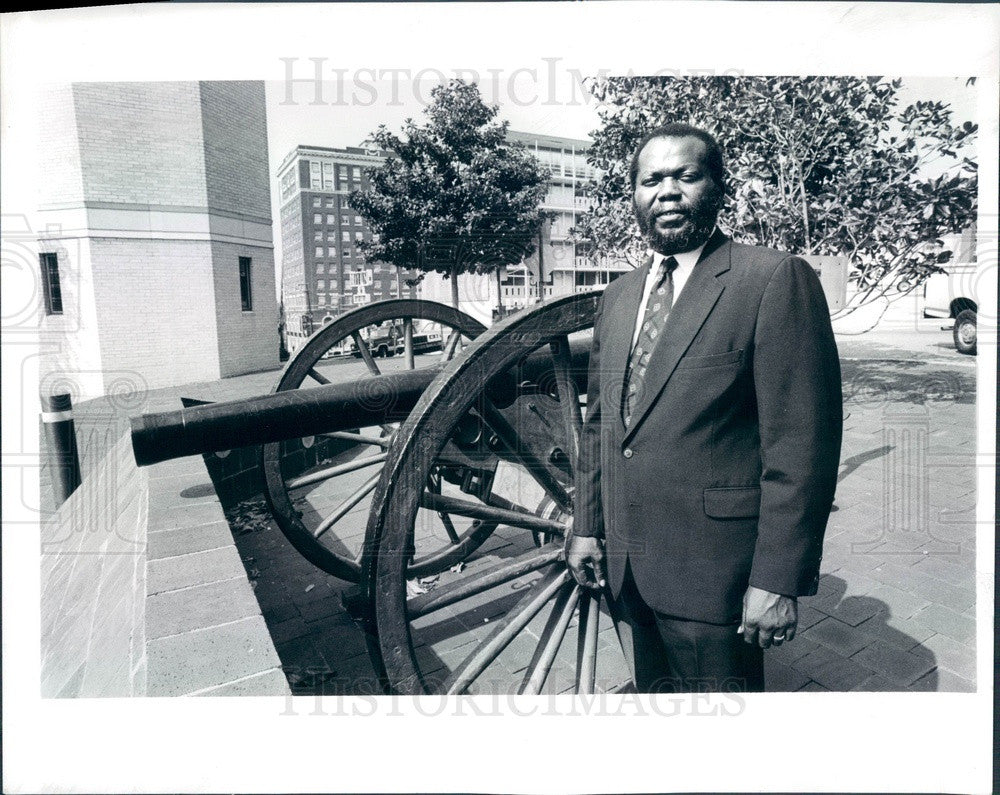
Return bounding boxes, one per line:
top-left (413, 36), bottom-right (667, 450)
top-left (261, 299), bottom-right (489, 582)
top-left (362, 293), bottom-right (632, 695)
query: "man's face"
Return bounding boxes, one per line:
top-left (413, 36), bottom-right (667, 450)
top-left (632, 135), bottom-right (723, 256)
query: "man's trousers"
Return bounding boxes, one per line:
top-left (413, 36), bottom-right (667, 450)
top-left (609, 561), bottom-right (765, 693)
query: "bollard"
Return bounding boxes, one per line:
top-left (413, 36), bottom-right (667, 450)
top-left (41, 393), bottom-right (82, 507)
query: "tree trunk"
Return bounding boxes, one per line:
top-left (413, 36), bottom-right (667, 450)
top-left (450, 270), bottom-right (459, 309)
top-left (496, 268), bottom-right (504, 317)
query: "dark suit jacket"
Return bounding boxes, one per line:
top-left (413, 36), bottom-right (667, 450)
top-left (573, 231), bottom-right (843, 624)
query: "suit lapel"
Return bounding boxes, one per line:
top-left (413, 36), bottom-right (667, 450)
top-left (603, 254), bottom-right (651, 432)
top-left (623, 231), bottom-right (732, 444)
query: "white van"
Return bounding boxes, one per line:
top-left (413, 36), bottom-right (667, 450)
top-left (921, 227), bottom-right (977, 355)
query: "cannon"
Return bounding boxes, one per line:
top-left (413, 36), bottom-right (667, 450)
top-left (131, 294), bottom-right (628, 694)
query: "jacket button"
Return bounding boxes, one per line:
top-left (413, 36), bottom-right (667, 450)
top-left (623, 448), bottom-right (633, 459)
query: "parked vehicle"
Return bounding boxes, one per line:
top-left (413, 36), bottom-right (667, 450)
top-left (921, 229), bottom-right (977, 355)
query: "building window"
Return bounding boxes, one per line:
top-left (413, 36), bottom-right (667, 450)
top-left (325, 197), bottom-right (335, 208)
top-left (312, 197), bottom-right (321, 207)
top-left (327, 246), bottom-right (336, 258)
top-left (326, 214), bottom-right (336, 225)
top-left (39, 252), bottom-right (63, 315)
top-left (317, 279), bottom-right (325, 290)
top-left (316, 264), bottom-right (324, 274)
top-left (239, 257), bottom-right (253, 311)
top-left (313, 213), bottom-right (322, 225)
top-left (354, 214), bottom-right (362, 226)
top-left (315, 246), bottom-right (324, 257)
top-left (314, 231), bottom-right (323, 241)
top-left (342, 231), bottom-right (351, 243)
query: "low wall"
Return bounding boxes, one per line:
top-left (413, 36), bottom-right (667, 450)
top-left (40, 432), bottom-right (148, 697)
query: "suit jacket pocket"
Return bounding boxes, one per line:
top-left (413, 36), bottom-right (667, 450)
top-left (676, 349), bottom-right (743, 370)
top-left (704, 486), bottom-right (761, 519)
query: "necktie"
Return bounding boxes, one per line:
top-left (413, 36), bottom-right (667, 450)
top-left (623, 255), bottom-right (678, 426)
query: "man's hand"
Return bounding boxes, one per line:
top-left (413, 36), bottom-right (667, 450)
top-left (739, 585), bottom-right (797, 648)
top-left (566, 535), bottom-right (606, 590)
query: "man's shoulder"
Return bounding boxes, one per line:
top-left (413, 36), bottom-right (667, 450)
top-left (727, 240), bottom-right (812, 283)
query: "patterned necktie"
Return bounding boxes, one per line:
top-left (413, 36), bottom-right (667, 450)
top-left (623, 255), bottom-right (678, 426)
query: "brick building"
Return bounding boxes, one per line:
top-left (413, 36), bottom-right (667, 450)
top-left (275, 145), bottom-right (418, 353)
top-left (37, 81), bottom-right (279, 398)
top-left (277, 132), bottom-right (630, 339)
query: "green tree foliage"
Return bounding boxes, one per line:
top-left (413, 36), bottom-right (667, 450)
top-left (575, 76), bottom-right (978, 318)
top-left (351, 80), bottom-right (549, 308)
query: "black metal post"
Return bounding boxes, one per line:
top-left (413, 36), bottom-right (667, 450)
top-left (41, 392), bottom-right (81, 507)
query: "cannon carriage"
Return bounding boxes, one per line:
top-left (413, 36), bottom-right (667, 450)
top-left (131, 294), bottom-right (632, 695)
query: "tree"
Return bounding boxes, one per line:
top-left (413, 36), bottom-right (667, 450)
top-left (575, 76), bottom-right (978, 321)
top-left (350, 80), bottom-right (550, 309)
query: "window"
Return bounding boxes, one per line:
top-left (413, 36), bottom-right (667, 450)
top-left (314, 231), bottom-right (323, 241)
top-left (315, 246), bottom-right (324, 257)
top-left (239, 257), bottom-right (253, 311)
top-left (309, 162), bottom-right (321, 189)
top-left (326, 232), bottom-right (337, 241)
top-left (316, 264), bottom-right (324, 274)
top-left (342, 231), bottom-right (351, 243)
top-left (327, 246), bottom-right (337, 257)
top-left (354, 215), bottom-right (362, 226)
top-left (312, 197), bottom-right (321, 207)
top-left (326, 214), bottom-right (336, 225)
top-left (322, 162), bottom-right (334, 190)
top-left (354, 231), bottom-right (363, 242)
top-left (313, 213), bottom-right (322, 225)
top-left (317, 279), bottom-right (325, 290)
top-left (325, 197), bottom-right (335, 208)
top-left (39, 252), bottom-right (63, 315)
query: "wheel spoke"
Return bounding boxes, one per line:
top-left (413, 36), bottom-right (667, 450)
top-left (407, 544), bottom-right (562, 618)
top-left (478, 397), bottom-right (571, 510)
top-left (319, 431), bottom-right (391, 448)
top-left (549, 336), bottom-right (583, 474)
top-left (443, 329), bottom-right (462, 361)
top-left (307, 367), bottom-right (331, 385)
top-left (575, 590), bottom-right (600, 694)
top-left (438, 511), bottom-right (461, 544)
top-left (313, 472), bottom-right (381, 539)
top-left (403, 317), bottom-right (415, 369)
top-left (351, 331), bottom-right (380, 375)
top-left (286, 453), bottom-right (387, 490)
top-left (519, 581), bottom-right (580, 695)
top-left (420, 491), bottom-right (566, 536)
top-left (443, 566), bottom-right (570, 694)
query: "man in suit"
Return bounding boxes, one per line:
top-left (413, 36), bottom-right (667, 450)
top-left (568, 123), bottom-right (842, 692)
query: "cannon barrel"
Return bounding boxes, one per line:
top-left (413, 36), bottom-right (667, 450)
top-left (131, 338), bottom-right (591, 467)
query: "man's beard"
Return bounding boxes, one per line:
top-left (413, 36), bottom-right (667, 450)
top-left (634, 190), bottom-right (722, 256)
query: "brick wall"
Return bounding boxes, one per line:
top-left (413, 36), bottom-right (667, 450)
top-left (37, 83), bottom-right (85, 206)
top-left (199, 82), bottom-right (271, 219)
top-left (89, 238), bottom-right (222, 390)
top-left (72, 82), bottom-right (208, 206)
top-left (41, 433), bottom-right (148, 697)
top-left (210, 241), bottom-right (279, 377)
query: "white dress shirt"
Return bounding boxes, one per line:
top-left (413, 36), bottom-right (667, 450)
top-left (631, 237), bottom-right (710, 350)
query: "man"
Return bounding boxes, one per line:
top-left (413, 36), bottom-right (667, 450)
top-left (568, 123), bottom-right (842, 692)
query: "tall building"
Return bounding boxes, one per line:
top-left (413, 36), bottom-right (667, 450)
top-left (275, 145), bottom-right (418, 352)
top-left (503, 131), bottom-right (630, 309)
top-left (37, 81), bottom-right (279, 398)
